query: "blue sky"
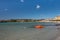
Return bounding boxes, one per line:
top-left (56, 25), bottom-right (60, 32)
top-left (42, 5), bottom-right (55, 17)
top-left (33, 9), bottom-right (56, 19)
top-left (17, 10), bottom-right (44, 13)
top-left (0, 0), bottom-right (60, 20)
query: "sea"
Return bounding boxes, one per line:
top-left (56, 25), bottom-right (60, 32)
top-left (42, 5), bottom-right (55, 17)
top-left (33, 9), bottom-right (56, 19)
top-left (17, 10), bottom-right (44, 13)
top-left (0, 22), bottom-right (60, 40)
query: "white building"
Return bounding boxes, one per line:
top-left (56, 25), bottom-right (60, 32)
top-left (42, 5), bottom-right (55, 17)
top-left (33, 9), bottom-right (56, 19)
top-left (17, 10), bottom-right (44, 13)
top-left (54, 16), bottom-right (60, 20)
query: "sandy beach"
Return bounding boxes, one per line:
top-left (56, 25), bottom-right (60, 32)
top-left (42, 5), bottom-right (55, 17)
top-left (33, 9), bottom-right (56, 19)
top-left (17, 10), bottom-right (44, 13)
top-left (0, 26), bottom-right (59, 40)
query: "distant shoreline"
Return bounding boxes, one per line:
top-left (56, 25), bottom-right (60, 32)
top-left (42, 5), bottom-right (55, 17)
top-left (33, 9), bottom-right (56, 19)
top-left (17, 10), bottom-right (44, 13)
top-left (0, 18), bottom-right (60, 23)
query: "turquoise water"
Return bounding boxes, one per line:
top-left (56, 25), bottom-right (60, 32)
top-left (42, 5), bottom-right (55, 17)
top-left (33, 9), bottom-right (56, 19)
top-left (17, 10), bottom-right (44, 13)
top-left (0, 22), bottom-right (58, 40)
top-left (0, 22), bottom-right (55, 30)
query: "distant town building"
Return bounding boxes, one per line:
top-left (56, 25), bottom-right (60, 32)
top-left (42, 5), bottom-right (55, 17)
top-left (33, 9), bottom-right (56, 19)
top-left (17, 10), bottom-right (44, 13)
top-left (54, 16), bottom-right (60, 20)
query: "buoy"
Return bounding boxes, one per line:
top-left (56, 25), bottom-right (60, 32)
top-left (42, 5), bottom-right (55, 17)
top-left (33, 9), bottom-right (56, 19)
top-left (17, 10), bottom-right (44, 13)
top-left (35, 25), bottom-right (44, 29)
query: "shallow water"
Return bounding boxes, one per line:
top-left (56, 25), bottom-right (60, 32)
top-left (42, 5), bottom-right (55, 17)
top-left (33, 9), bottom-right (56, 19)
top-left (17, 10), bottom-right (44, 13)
top-left (0, 22), bottom-right (59, 40)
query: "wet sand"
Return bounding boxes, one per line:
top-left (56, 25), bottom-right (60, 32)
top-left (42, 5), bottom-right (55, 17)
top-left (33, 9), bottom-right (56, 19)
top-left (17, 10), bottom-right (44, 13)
top-left (0, 26), bottom-right (60, 40)
top-left (55, 27), bottom-right (60, 40)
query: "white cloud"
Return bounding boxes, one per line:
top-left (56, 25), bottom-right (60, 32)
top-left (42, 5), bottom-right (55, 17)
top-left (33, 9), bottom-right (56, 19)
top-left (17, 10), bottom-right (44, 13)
top-left (0, 8), bottom-right (8, 12)
top-left (36, 5), bottom-right (40, 9)
top-left (20, 0), bottom-right (24, 2)
top-left (4, 8), bottom-right (8, 11)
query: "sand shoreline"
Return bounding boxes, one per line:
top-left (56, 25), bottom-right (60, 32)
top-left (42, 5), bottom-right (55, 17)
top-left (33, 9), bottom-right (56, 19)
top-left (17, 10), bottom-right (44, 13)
top-left (0, 26), bottom-right (59, 40)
